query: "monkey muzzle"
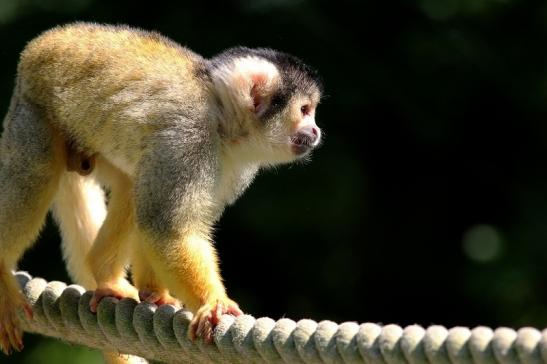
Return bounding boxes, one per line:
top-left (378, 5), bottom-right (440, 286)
top-left (290, 125), bottom-right (320, 155)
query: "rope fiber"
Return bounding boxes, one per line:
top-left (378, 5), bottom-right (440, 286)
top-left (14, 271), bottom-right (547, 363)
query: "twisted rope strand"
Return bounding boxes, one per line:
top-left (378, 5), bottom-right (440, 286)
top-left (14, 272), bottom-right (547, 364)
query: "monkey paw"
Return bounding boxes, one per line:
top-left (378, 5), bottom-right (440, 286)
top-left (189, 298), bottom-right (243, 343)
top-left (0, 294), bottom-right (33, 355)
top-left (139, 290), bottom-right (181, 307)
top-left (89, 279), bottom-right (138, 313)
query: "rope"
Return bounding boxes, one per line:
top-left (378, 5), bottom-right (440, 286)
top-left (14, 271), bottom-right (547, 364)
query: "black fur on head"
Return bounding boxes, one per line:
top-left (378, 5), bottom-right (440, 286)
top-left (210, 47), bottom-right (323, 120)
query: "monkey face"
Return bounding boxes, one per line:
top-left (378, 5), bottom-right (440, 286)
top-left (210, 48), bottom-right (323, 165)
top-left (288, 95), bottom-right (321, 157)
top-left (254, 91), bottom-right (322, 164)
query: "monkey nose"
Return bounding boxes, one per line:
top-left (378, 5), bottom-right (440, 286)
top-left (291, 125), bottom-right (320, 155)
top-left (298, 125), bottom-right (320, 145)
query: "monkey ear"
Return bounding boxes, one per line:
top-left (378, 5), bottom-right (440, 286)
top-left (250, 73), bottom-right (273, 116)
top-left (213, 57), bottom-right (280, 118)
top-left (229, 58), bottom-right (280, 116)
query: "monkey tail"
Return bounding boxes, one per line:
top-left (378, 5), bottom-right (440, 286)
top-left (51, 172), bottom-right (106, 289)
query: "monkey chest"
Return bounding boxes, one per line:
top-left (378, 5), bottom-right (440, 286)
top-left (214, 164), bottom-right (258, 208)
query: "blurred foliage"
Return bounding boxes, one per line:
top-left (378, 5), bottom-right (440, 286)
top-left (2, 0), bottom-right (547, 362)
top-left (15, 336), bottom-right (101, 364)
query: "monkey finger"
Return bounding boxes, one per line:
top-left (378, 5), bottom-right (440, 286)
top-left (0, 343), bottom-right (12, 356)
top-left (212, 302), bottom-right (223, 325)
top-left (197, 316), bottom-right (213, 343)
top-left (89, 296), bottom-right (99, 313)
top-left (14, 326), bottom-right (24, 350)
top-left (227, 306), bottom-right (243, 317)
top-left (9, 323), bottom-right (23, 351)
top-left (4, 321), bottom-right (16, 350)
top-left (139, 290), bottom-right (181, 307)
top-left (203, 325), bottom-right (214, 344)
top-left (89, 293), bottom-right (112, 313)
top-left (0, 329), bottom-right (12, 355)
top-left (7, 327), bottom-right (23, 352)
top-left (156, 296), bottom-right (181, 307)
top-left (196, 314), bottom-right (209, 338)
top-left (188, 322), bottom-right (197, 341)
top-left (90, 288), bottom-right (124, 313)
top-left (139, 290), bottom-right (161, 303)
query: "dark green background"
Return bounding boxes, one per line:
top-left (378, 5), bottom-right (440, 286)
top-left (2, 0), bottom-right (547, 362)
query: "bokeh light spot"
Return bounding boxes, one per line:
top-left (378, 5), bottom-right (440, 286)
top-left (462, 224), bottom-right (503, 262)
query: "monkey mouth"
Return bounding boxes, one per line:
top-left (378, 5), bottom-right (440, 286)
top-left (290, 135), bottom-right (314, 155)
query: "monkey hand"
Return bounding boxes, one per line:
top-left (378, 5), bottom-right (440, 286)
top-left (139, 289), bottom-right (181, 307)
top-left (0, 292), bottom-right (33, 355)
top-left (189, 297), bottom-right (243, 343)
top-left (89, 278), bottom-right (139, 313)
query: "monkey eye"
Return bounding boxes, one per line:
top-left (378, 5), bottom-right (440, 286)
top-left (300, 104), bottom-right (311, 116)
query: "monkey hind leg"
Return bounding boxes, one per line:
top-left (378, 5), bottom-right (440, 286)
top-left (52, 172), bottom-right (106, 289)
top-left (49, 137), bottom-right (143, 364)
top-left (0, 97), bottom-right (64, 354)
top-left (85, 156), bottom-right (141, 313)
top-left (132, 245), bottom-right (180, 307)
top-left (52, 175), bottom-right (142, 364)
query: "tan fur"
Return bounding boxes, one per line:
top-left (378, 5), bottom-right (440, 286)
top-left (131, 243), bottom-right (179, 306)
top-left (0, 261), bottom-right (31, 354)
top-left (0, 111), bottom-right (65, 353)
top-left (18, 24), bottom-right (208, 176)
top-left (52, 172), bottom-right (106, 289)
top-left (0, 22), bottom-right (322, 355)
top-left (86, 156), bottom-right (140, 310)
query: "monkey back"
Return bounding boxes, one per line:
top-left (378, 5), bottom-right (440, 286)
top-left (16, 22), bottom-right (213, 175)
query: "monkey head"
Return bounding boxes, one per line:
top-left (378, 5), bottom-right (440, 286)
top-left (210, 47), bottom-right (322, 165)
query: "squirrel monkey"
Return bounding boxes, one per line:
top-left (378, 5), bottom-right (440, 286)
top-left (0, 23), bottom-right (322, 355)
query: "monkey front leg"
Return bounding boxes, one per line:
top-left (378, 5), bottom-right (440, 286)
top-left (139, 230), bottom-right (242, 342)
top-left (134, 126), bottom-right (242, 341)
